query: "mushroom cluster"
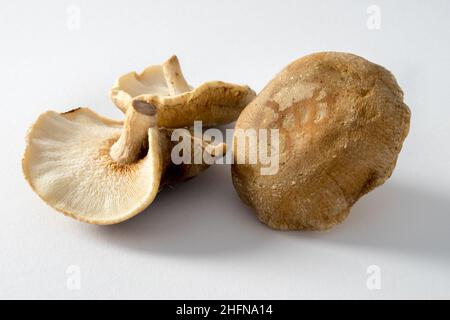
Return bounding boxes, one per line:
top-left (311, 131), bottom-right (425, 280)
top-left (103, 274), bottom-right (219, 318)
top-left (23, 52), bottom-right (411, 231)
top-left (231, 52), bottom-right (411, 230)
top-left (23, 56), bottom-right (255, 224)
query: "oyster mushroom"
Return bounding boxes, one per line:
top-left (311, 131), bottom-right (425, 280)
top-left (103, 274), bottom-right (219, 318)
top-left (22, 101), bottom-right (225, 225)
top-left (231, 52), bottom-right (411, 231)
top-left (110, 55), bottom-right (256, 128)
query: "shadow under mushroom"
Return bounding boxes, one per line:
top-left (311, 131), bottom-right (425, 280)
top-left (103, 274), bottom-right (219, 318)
top-left (287, 181), bottom-right (450, 263)
top-left (95, 167), bottom-right (450, 263)
top-left (96, 165), bottom-right (270, 256)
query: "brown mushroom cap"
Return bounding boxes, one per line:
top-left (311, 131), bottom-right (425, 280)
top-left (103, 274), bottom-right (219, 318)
top-left (231, 52), bottom-right (411, 231)
top-left (110, 55), bottom-right (256, 128)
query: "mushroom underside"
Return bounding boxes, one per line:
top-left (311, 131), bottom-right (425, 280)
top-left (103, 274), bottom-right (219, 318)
top-left (22, 108), bottom-right (161, 225)
top-left (110, 56), bottom-right (256, 127)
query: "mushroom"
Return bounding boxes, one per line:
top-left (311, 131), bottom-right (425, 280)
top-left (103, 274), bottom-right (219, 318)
top-left (23, 101), bottom-right (225, 225)
top-left (110, 55), bottom-right (256, 128)
top-left (231, 52), bottom-right (411, 231)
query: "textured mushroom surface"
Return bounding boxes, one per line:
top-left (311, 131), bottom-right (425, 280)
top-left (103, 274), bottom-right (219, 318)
top-left (231, 52), bottom-right (411, 231)
top-left (110, 55), bottom-right (256, 127)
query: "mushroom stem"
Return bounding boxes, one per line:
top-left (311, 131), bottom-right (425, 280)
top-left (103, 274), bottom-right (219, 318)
top-left (110, 100), bottom-right (157, 164)
top-left (162, 55), bottom-right (191, 95)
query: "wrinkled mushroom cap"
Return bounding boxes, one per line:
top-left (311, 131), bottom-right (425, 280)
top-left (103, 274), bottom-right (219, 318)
top-left (232, 52), bottom-right (411, 231)
top-left (110, 56), bottom-right (256, 128)
top-left (22, 108), bottom-right (162, 225)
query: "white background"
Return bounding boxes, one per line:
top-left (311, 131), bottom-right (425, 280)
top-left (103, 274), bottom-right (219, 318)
top-left (1, 0), bottom-right (449, 299)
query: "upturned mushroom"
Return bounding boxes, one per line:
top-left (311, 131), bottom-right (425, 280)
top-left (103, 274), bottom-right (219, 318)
top-left (110, 55), bottom-right (256, 128)
top-left (23, 101), bottom-right (225, 225)
top-left (231, 52), bottom-right (411, 231)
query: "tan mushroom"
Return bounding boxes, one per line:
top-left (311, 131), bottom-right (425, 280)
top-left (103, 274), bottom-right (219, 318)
top-left (231, 52), bottom-right (411, 231)
top-left (110, 55), bottom-right (256, 128)
top-left (23, 101), bottom-right (225, 225)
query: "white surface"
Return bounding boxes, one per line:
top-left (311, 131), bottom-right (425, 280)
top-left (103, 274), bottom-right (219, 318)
top-left (1, 0), bottom-right (449, 299)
